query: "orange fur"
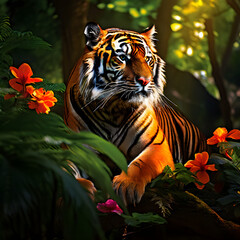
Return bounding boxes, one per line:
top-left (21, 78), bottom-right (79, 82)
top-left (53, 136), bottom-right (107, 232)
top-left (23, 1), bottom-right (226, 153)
top-left (64, 23), bottom-right (206, 205)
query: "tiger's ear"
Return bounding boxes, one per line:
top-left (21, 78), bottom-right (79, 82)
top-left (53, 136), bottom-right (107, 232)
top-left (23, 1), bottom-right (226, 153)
top-left (141, 25), bottom-right (157, 51)
top-left (84, 22), bottom-right (103, 49)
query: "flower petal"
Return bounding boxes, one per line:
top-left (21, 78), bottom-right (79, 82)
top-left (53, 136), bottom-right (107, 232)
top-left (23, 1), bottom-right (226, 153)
top-left (184, 160), bottom-right (195, 168)
top-left (9, 66), bottom-right (20, 78)
top-left (207, 136), bottom-right (219, 145)
top-left (112, 207), bottom-right (123, 215)
top-left (195, 182), bottom-right (205, 190)
top-left (104, 199), bottom-right (118, 209)
top-left (97, 199), bottom-right (123, 215)
top-left (37, 102), bottom-right (50, 114)
top-left (205, 164), bottom-right (218, 172)
top-left (194, 153), bottom-right (205, 167)
top-left (201, 152), bottom-right (209, 166)
top-left (9, 78), bottom-right (23, 92)
top-left (213, 127), bottom-right (228, 137)
top-left (196, 171), bottom-right (210, 184)
top-left (227, 129), bottom-right (240, 140)
top-left (18, 63), bottom-right (33, 78)
top-left (26, 85), bottom-right (35, 95)
top-left (4, 93), bottom-right (16, 100)
top-left (189, 166), bottom-right (201, 173)
top-left (28, 101), bottom-right (38, 110)
top-left (25, 77), bottom-right (43, 84)
top-left (43, 100), bottom-right (56, 107)
top-left (97, 203), bottom-right (111, 213)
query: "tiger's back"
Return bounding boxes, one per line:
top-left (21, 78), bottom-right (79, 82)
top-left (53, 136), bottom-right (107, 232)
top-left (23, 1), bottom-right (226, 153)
top-left (64, 22), bottom-right (207, 205)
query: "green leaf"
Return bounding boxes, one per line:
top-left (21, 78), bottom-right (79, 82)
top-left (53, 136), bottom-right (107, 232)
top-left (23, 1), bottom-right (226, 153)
top-left (75, 131), bottom-right (128, 173)
top-left (217, 193), bottom-right (240, 206)
top-left (0, 150), bottom-right (102, 240)
top-left (0, 16), bottom-right (12, 42)
top-left (123, 212), bottom-right (166, 227)
top-left (174, 163), bottom-right (196, 185)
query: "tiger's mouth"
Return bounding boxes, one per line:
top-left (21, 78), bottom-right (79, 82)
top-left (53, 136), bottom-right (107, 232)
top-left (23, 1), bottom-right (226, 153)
top-left (118, 87), bottom-right (152, 102)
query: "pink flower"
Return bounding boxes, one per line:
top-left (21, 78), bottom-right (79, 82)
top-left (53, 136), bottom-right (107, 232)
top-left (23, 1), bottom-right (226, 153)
top-left (97, 199), bottom-right (123, 215)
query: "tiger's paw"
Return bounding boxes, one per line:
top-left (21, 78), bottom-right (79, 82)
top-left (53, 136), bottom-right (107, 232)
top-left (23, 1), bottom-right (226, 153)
top-left (113, 173), bottom-right (146, 206)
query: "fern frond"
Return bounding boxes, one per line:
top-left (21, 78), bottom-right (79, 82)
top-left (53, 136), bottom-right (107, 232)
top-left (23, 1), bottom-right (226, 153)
top-left (0, 31), bottom-right (51, 55)
top-left (0, 16), bottom-right (12, 42)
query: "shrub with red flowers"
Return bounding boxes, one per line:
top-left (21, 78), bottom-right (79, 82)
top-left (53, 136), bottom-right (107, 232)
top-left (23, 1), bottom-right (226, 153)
top-left (4, 63), bottom-right (57, 114)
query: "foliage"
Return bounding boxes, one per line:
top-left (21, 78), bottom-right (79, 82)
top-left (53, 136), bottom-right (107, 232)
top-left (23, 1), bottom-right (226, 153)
top-left (150, 163), bottom-right (196, 190)
top-left (123, 212), bottom-right (166, 227)
top-left (0, 0), bottom-right (62, 83)
top-left (0, 26), bottom-right (128, 238)
top-left (95, 0), bottom-right (161, 29)
top-left (1, 2), bottom-right (240, 238)
top-left (147, 127), bottom-right (240, 224)
top-left (0, 16), bottom-right (51, 83)
top-left (0, 106), bottom-right (128, 239)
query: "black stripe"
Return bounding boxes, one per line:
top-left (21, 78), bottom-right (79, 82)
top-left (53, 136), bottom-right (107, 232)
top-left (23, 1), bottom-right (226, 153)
top-left (70, 85), bottom-right (106, 138)
top-left (132, 161), bottom-right (141, 168)
top-left (127, 120), bottom-right (153, 156)
top-left (115, 109), bottom-right (144, 146)
top-left (142, 125), bottom-right (160, 150)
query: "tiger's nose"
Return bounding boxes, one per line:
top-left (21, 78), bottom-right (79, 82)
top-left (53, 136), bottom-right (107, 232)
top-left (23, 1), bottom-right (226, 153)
top-left (136, 77), bottom-right (150, 86)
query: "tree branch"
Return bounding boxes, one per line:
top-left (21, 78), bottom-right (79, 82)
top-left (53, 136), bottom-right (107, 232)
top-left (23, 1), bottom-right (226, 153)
top-left (226, 0), bottom-right (240, 15)
top-left (99, 190), bottom-right (240, 239)
top-left (205, 18), bottom-right (233, 129)
top-left (221, 14), bottom-right (240, 72)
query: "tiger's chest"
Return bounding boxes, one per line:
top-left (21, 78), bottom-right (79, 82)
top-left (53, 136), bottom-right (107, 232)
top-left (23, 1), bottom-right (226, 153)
top-left (83, 103), bottom-right (160, 162)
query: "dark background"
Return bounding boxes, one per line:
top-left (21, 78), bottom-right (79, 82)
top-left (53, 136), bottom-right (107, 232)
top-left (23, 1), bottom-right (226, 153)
top-left (1, 0), bottom-right (240, 136)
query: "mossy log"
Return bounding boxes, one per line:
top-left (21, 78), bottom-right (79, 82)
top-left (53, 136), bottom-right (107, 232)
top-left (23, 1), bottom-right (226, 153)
top-left (99, 190), bottom-right (240, 240)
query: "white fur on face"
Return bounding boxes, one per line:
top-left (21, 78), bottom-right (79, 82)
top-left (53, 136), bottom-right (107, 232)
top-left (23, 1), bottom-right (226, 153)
top-left (79, 32), bottom-right (166, 107)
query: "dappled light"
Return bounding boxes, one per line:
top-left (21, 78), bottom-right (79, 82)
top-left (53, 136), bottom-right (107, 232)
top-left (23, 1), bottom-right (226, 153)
top-left (0, 0), bottom-right (240, 239)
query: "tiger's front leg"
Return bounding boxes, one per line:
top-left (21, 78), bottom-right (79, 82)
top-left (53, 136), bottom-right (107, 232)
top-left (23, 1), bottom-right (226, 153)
top-left (113, 133), bottom-right (174, 205)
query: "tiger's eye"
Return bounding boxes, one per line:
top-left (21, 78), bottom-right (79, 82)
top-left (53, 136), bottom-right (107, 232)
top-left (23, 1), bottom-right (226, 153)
top-left (119, 55), bottom-right (127, 61)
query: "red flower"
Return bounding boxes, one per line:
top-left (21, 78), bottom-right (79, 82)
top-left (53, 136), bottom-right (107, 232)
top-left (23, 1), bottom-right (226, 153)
top-left (26, 86), bottom-right (57, 114)
top-left (97, 199), bottom-right (123, 215)
top-left (6, 63), bottom-right (43, 98)
top-left (4, 93), bottom-right (17, 100)
top-left (184, 152), bottom-right (217, 189)
top-left (207, 127), bottom-right (240, 145)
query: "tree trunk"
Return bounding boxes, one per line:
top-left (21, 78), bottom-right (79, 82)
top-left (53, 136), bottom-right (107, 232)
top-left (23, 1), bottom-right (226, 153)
top-left (205, 18), bottom-right (233, 129)
top-left (53, 0), bottom-right (89, 84)
top-left (155, 0), bottom-right (178, 60)
top-left (221, 14), bottom-right (240, 72)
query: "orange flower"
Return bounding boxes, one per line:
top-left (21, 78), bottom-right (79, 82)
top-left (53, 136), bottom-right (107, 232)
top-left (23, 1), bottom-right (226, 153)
top-left (184, 152), bottom-right (217, 189)
top-left (7, 63), bottom-right (43, 98)
top-left (26, 86), bottom-right (57, 114)
top-left (207, 127), bottom-right (240, 145)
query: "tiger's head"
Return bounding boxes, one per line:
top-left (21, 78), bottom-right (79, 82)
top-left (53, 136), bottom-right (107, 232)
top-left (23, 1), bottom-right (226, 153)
top-left (79, 22), bottom-right (165, 107)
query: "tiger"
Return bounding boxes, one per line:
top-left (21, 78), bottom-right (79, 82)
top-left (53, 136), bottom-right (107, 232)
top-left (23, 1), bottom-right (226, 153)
top-left (64, 22), bottom-right (207, 205)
